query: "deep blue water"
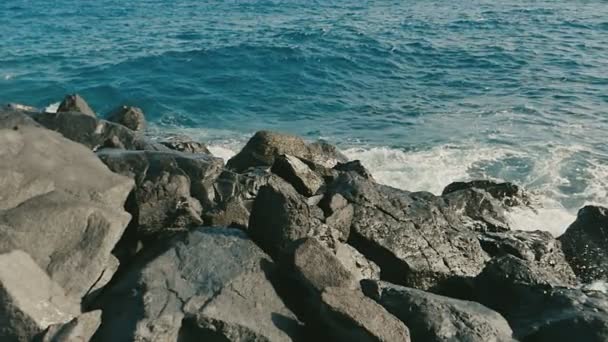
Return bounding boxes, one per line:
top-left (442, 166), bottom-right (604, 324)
top-left (1, 0), bottom-right (607, 233)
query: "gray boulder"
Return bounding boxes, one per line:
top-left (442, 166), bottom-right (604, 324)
top-left (271, 154), bottom-right (324, 197)
top-left (226, 131), bottom-right (347, 172)
top-left (290, 238), bottom-right (358, 293)
top-left (319, 287), bottom-right (411, 342)
top-left (160, 135), bottom-right (211, 154)
top-left (326, 173), bottom-right (488, 291)
top-left (333, 160), bottom-right (375, 180)
top-left (56, 94), bottom-right (96, 117)
top-left (34, 111), bottom-right (166, 151)
top-left (40, 310), bottom-right (102, 342)
top-left (0, 119), bottom-right (133, 301)
top-left (443, 188), bottom-right (510, 232)
top-left (559, 205), bottom-right (608, 283)
top-left (362, 280), bottom-right (514, 342)
top-left (97, 149), bottom-right (224, 239)
top-left (474, 255), bottom-right (608, 341)
top-left (248, 176), bottom-right (328, 258)
top-left (93, 228), bottom-right (302, 342)
top-left (106, 105), bottom-right (146, 131)
top-left (479, 230), bottom-right (577, 286)
top-left (0, 250), bottom-right (79, 342)
top-left (204, 167), bottom-right (273, 228)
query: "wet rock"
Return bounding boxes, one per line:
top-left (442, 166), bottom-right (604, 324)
top-left (362, 280), bottom-right (514, 342)
top-left (226, 131), bottom-right (347, 172)
top-left (474, 255), bottom-right (608, 341)
top-left (0, 121), bottom-right (133, 301)
top-left (327, 173), bottom-right (488, 291)
top-left (319, 287), bottom-right (411, 342)
top-left (34, 111), bottom-right (166, 151)
top-left (479, 230), bottom-right (577, 286)
top-left (97, 149), bottom-right (224, 240)
top-left (57, 94), bottom-right (96, 117)
top-left (0, 250), bottom-right (79, 342)
top-left (93, 228), bottom-right (302, 342)
top-left (106, 105), bottom-right (146, 131)
top-left (40, 310), bottom-right (102, 342)
top-left (559, 205), bottom-right (608, 283)
top-left (160, 135), bottom-right (211, 154)
top-left (442, 180), bottom-right (530, 207)
top-left (271, 154), bottom-right (324, 197)
top-left (443, 188), bottom-right (511, 232)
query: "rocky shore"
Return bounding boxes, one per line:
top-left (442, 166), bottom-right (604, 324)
top-left (0, 95), bottom-right (607, 342)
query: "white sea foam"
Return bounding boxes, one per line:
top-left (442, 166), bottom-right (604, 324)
top-left (44, 102), bottom-right (60, 113)
top-left (583, 280), bottom-right (608, 293)
top-left (3, 74), bottom-right (13, 80)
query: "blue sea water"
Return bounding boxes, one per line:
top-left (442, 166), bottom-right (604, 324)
top-left (1, 0), bottom-right (607, 234)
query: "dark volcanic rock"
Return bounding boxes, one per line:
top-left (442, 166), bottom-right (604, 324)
top-left (362, 280), bottom-right (514, 342)
top-left (443, 188), bottom-right (511, 232)
top-left (56, 94), bottom-right (96, 117)
top-left (319, 287), bottom-right (411, 342)
top-left (271, 154), bottom-right (324, 197)
top-left (474, 255), bottom-right (608, 342)
top-left (93, 228), bottom-right (302, 342)
top-left (559, 205), bottom-right (608, 283)
top-left (39, 310), bottom-right (102, 342)
top-left (226, 131), bottom-right (347, 172)
top-left (204, 168), bottom-right (273, 228)
top-left (0, 250), bottom-right (80, 342)
top-left (442, 180), bottom-right (529, 207)
top-left (106, 105), bottom-right (146, 131)
top-left (34, 111), bottom-right (166, 151)
top-left (160, 135), bottom-right (211, 155)
top-left (97, 149), bottom-right (224, 239)
top-left (326, 173), bottom-right (489, 291)
top-left (333, 160), bottom-right (375, 180)
top-left (0, 119), bottom-right (133, 301)
top-left (479, 230), bottom-right (577, 286)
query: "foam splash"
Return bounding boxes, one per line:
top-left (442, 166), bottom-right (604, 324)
top-left (44, 102), bottom-right (60, 113)
top-left (3, 74), bottom-right (13, 80)
top-left (583, 280), bottom-right (608, 294)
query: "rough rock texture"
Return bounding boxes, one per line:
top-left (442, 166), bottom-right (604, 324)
top-left (479, 230), bottom-right (577, 286)
top-left (160, 135), bottom-right (211, 155)
top-left (40, 310), bottom-right (102, 342)
top-left (334, 242), bottom-right (381, 281)
top-left (56, 94), bottom-right (96, 117)
top-left (333, 160), bottom-right (375, 180)
top-left (271, 154), bottom-right (324, 197)
top-left (475, 255), bottom-right (608, 341)
top-left (0, 116), bottom-right (133, 301)
top-left (442, 180), bottom-right (530, 207)
top-left (226, 131), bottom-right (347, 172)
top-left (34, 111), bottom-right (165, 151)
top-left (97, 149), bottom-right (224, 239)
top-left (319, 287), bottom-right (410, 342)
top-left (93, 228), bottom-right (302, 342)
top-left (204, 168), bottom-right (273, 228)
top-left (290, 238), bottom-right (358, 293)
top-left (248, 176), bottom-right (328, 258)
top-left (0, 250), bottom-right (79, 342)
top-left (326, 173), bottom-right (488, 291)
top-left (559, 205), bottom-right (608, 283)
top-left (106, 105), bottom-right (146, 131)
top-left (443, 188), bottom-right (510, 232)
top-left (362, 280), bottom-right (514, 342)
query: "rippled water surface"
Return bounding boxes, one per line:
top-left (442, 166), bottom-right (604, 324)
top-left (1, 0), bottom-right (607, 234)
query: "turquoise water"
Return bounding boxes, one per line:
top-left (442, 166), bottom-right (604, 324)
top-left (1, 0), bottom-right (607, 233)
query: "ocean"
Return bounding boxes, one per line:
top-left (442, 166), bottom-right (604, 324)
top-left (1, 0), bottom-right (607, 235)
